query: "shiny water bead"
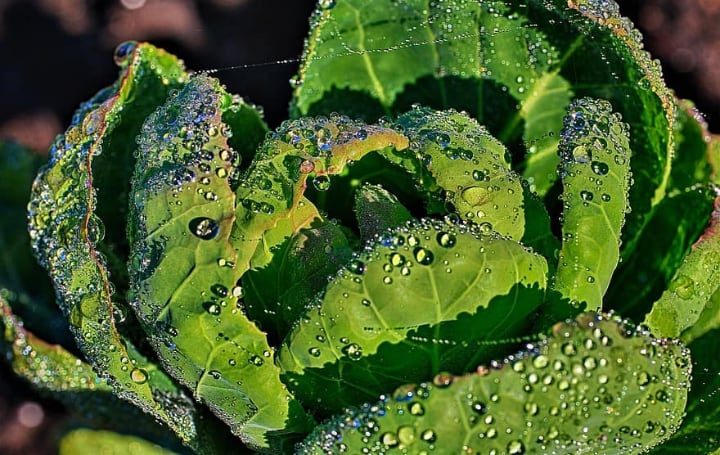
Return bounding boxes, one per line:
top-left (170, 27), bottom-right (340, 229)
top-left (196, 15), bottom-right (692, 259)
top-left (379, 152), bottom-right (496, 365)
top-left (113, 40), bottom-right (137, 66)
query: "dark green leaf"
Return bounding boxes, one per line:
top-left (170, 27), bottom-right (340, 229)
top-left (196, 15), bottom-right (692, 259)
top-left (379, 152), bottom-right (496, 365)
top-left (298, 313), bottom-right (691, 454)
top-left (645, 197), bottom-right (720, 339)
top-left (606, 186), bottom-right (715, 321)
top-left (0, 141), bottom-right (64, 344)
top-left (354, 183), bottom-right (413, 242)
top-left (243, 220), bottom-right (353, 341)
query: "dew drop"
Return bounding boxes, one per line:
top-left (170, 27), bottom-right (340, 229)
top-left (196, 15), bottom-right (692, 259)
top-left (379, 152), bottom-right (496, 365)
top-left (189, 217), bottom-right (219, 240)
top-left (434, 133), bottom-right (451, 147)
top-left (421, 429), bottom-right (436, 443)
top-left (309, 347), bottom-right (321, 357)
top-left (313, 175), bottom-right (331, 191)
top-left (436, 232), bottom-right (456, 248)
top-left (580, 190), bottom-right (594, 201)
top-left (130, 367), bottom-right (148, 384)
top-left (248, 355), bottom-right (264, 366)
top-left (317, 0), bottom-right (336, 10)
top-left (591, 161), bottom-right (609, 176)
top-left (342, 343), bottom-right (363, 360)
top-left (409, 402), bottom-right (425, 416)
top-left (507, 440), bottom-right (525, 454)
top-left (414, 247), bottom-right (434, 265)
top-left (432, 372), bottom-right (453, 388)
top-left (381, 432), bottom-right (399, 447)
top-left (113, 41), bottom-right (137, 66)
top-left (572, 145), bottom-right (591, 163)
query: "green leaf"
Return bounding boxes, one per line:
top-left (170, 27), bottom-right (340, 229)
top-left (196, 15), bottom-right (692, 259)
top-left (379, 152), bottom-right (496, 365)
top-left (279, 217), bottom-right (548, 415)
top-left (0, 294), bottom-right (111, 394)
top-left (645, 197), bottom-right (720, 340)
top-left (354, 183), bottom-right (413, 242)
top-left (295, 0), bottom-right (678, 260)
top-left (551, 98), bottom-right (632, 311)
top-left (667, 100), bottom-right (713, 192)
top-left (59, 429), bottom-right (178, 455)
top-left (243, 220), bottom-right (353, 341)
top-left (298, 312), bottom-right (691, 454)
top-left (0, 296), bottom-right (209, 453)
top-left (390, 108), bottom-right (527, 240)
top-left (648, 327), bottom-right (720, 454)
top-left (0, 141), bottom-right (65, 344)
top-left (606, 186), bottom-right (716, 321)
top-left (25, 42), bottom-right (230, 453)
top-left (128, 75), bottom-right (315, 452)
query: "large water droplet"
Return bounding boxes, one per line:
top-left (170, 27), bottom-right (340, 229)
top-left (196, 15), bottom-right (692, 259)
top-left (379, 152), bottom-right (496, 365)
top-left (342, 343), bottom-right (363, 360)
top-left (113, 41), bottom-right (137, 66)
top-left (591, 161), bottom-right (609, 176)
top-left (414, 247), bottom-right (434, 265)
top-left (189, 217), bottom-right (219, 240)
top-left (130, 367), bottom-right (148, 384)
top-left (313, 175), bottom-right (331, 191)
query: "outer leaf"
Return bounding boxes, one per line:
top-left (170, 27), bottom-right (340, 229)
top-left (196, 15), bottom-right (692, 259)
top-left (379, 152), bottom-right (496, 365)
top-left (648, 327), bottom-right (720, 454)
top-left (0, 297), bottom-right (194, 452)
top-left (645, 198), bottom-right (720, 340)
top-left (128, 75), bottom-right (315, 452)
top-left (0, 141), bottom-right (66, 344)
top-left (279, 217), bottom-right (548, 415)
top-left (667, 100), bottom-right (713, 193)
top-left (26, 42), bottom-right (231, 453)
top-left (298, 313), bottom-right (691, 454)
top-left (0, 295), bottom-right (111, 394)
top-left (59, 429), bottom-right (177, 455)
top-left (551, 98), bottom-right (632, 311)
top-left (605, 186), bottom-right (715, 321)
top-left (294, 0), bottom-right (678, 261)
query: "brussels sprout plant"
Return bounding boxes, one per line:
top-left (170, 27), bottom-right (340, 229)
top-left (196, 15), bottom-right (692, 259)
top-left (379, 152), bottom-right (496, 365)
top-left (2, 0), bottom-right (720, 454)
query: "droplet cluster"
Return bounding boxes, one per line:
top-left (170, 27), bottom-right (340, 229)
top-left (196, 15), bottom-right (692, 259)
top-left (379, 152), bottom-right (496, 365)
top-left (298, 313), bottom-right (691, 454)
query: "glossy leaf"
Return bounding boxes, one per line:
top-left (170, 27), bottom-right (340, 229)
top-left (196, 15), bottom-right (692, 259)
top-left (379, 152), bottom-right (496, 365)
top-left (648, 326), bottom-right (720, 454)
top-left (606, 186), bottom-right (716, 321)
top-left (129, 78), bottom-right (436, 450)
top-left (25, 42), bottom-right (232, 453)
top-left (552, 98), bottom-right (632, 311)
top-left (128, 75), bottom-right (314, 452)
top-left (59, 429), bottom-right (178, 455)
top-left (645, 198), bottom-right (720, 339)
top-left (0, 294), bottom-right (110, 394)
top-left (0, 141), bottom-right (65, 344)
top-left (279, 217), bottom-right (548, 415)
top-left (390, 107), bottom-right (526, 240)
top-left (298, 313), bottom-right (691, 454)
top-left (243, 221), bottom-right (353, 341)
top-left (294, 0), bottom-right (571, 195)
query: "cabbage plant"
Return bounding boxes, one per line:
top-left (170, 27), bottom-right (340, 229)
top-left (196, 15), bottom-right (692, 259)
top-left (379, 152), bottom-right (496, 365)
top-left (2, 0), bottom-right (720, 454)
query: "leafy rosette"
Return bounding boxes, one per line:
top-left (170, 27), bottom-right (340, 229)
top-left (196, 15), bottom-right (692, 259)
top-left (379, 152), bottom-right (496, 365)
top-left (1, 1), bottom-right (719, 454)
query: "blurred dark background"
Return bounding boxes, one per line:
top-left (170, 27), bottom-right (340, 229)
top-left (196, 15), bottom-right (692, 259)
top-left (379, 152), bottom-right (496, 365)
top-left (0, 0), bottom-right (718, 453)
